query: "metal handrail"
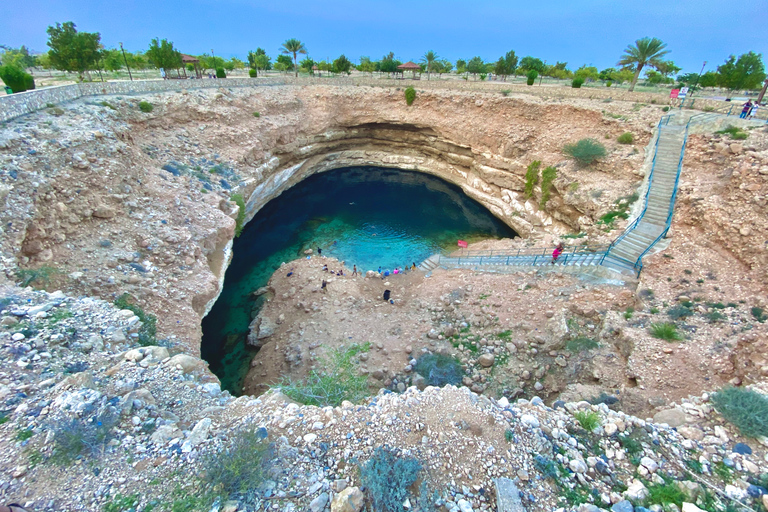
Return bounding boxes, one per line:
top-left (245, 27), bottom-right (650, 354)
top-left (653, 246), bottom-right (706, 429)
top-left (446, 244), bottom-right (609, 259)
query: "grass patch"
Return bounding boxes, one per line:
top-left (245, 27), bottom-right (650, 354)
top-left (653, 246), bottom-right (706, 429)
top-left (710, 387), bottom-right (768, 438)
top-left (100, 101), bottom-right (117, 110)
top-left (0, 415), bottom-right (8, 425)
top-left (596, 192), bottom-right (639, 228)
top-left (715, 125), bottom-right (748, 140)
top-left (359, 446), bottom-right (423, 512)
top-left (539, 166), bottom-right (557, 209)
top-left (623, 307), bottom-right (634, 320)
top-left (49, 408), bottom-right (119, 465)
top-left (114, 294), bottom-right (157, 346)
top-left (104, 494), bottom-right (140, 512)
top-left (563, 138), bottom-right (607, 166)
top-left (704, 311), bottom-right (726, 323)
top-left (500, 89), bottom-right (511, 96)
top-left (644, 480), bottom-right (686, 509)
top-left (666, 305), bottom-right (693, 320)
top-left (649, 322), bottom-right (683, 341)
top-left (574, 410), bottom-right (600, 431)
top-left (138, 101), bottom-right (153, 113)
top-left (617, 132), bottom-right (634, 144)
top-left (565, 337), bottom-right (598, 353)
top-left (712, 461), bottom-right (733, 483)
top-left (618, 434), bottom-right (644, 457)
top-left (751, 306), bottom-right (766, 323)
top-left (16, 265), bottom-right (60, 288)
top-left (252, 112), bottom-right (260, 117)
top-left (16, 428), bottom-right (34, 441)
top-left (413, 353), bottom-right (464, 387)
top-left (200, 427), bottom-right (273, 508)
top-left (561, 232), bottom-right (586, 239)
top-left (276, 343), bottom-right (371, 406)
top-left (505, 429), bottom-right (514, 442)
top-left (231, 194), bottom-right (246, 237)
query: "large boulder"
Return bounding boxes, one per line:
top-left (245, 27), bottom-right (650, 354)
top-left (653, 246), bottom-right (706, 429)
top-left (331, 487), bottom-right (364, 512)
top-left (167, 354), bottom-right (203, 374)
top-left (247, 315), bottom-right (276, 347)
top-left (653, 408), bottom-right (686, 427)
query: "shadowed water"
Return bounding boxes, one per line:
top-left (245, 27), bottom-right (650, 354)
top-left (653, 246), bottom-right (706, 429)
top-left (201, 167), bottom-right (518, 394)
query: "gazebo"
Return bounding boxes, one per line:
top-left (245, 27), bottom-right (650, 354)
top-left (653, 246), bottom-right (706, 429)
top-left (397, 61), bottom-right (421, 80)
top-left (180, 54), bottom-right (202, 79)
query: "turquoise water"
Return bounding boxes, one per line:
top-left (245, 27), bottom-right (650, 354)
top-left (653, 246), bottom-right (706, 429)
top-left (200, 167), bottom-right (518, 394)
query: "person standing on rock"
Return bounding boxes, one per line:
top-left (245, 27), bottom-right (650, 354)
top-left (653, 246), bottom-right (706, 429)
top-left (321, 279), bottom-right (327, 293)
top-left (352, 265), bottom-right (357, 276)
top-left (317, 246), bottom-right (322, 255)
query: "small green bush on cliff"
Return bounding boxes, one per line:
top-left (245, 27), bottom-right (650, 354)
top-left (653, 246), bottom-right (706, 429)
top-left (524, 161), bottom-right (540, 198)
top-left (563, 138), bottom-right (607, 166)
top-left (216, 67), bottom-right (226, 79)
top-left (231, 194), bottom-right (246, 237)
top-left (138, 101), bottom-right (153, 113)
top-left (539, 166), bottom-right (557, 208)
top-left (617, 132), bottom-right (634, 144)
top-left (571, 77), bottom-right (584, 88)
top-left (711, 387), bottom-right (768, 438)
top-left (404, 86), bottom-right (416, 106)
top-left (114, 293), bottom-right (157, 346)
top-left (276, 343), bottom-right (371, 406)
top-left (201, 427), bottom-right (273, 508)
top-left (16, 265), bottom-right (60, 288)
top-left (360, 446), bottom-right (424, 512)
top-left (0, 64), bottom-right (35, 93)
top-left (248, 68), bottom-right (257, 78)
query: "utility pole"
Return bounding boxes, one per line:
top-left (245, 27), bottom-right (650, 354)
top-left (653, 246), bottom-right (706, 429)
top-left (690, 61), bottom-right (706, 95)
top-left (119, 42), bottom-right (132, 81)
top-left (211, 49), bottom-right (216, 77)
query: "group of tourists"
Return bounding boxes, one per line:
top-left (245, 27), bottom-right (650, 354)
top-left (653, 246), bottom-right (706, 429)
top-left (741, 100), bottom-right (761, 119)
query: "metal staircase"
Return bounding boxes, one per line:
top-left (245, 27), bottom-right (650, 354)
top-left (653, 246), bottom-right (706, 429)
top-left (422, 112), bottom-right (709, 277)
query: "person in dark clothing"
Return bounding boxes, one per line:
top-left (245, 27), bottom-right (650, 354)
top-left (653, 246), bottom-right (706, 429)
top-left (321, 280), bottom-right (327, 293)
top-left (317, 247), bottom-right (322, 255)
top-left (383, 290), bottom-right (391, 301)
top-left (352, 265), bottom-right (357, 276)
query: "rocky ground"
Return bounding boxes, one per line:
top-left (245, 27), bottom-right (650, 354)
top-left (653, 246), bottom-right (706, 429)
top-left (0, 82), bottom-right (767, 512)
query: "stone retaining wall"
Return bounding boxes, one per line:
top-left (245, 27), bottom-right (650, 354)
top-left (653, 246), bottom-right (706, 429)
top-left (0, 75), bottom-right (749, 124)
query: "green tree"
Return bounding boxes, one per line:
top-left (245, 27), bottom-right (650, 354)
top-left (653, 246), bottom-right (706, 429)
top-left (438, 59), bottom-right (453, 77)
top-left (699, 71), bottom-right (718, 88)
top-left (332, 54), bottom-right (351, 74)
top-left (655, 60), bottom-right (681, 80)
top-left (467, 56), bottom-right (485, 79)
top-left (421, 50), bottom-right (438, 80)
top-left (146, 38), bottom-right (182, 71)
top-left (357, 56), bottom-right (376, 75)
top-left (46, 21), bottom-right (102, 80)
top-left (101, 49), bottom-right (124, 72)
top-left (379, 52), bottom-right (400, 76)
top-left (574, 65), bottom-right (599, 81)
top-left (504, 50), bottom-right (519, 76)
top-left (0, 45), bottom-right (37, 69)
top-left (716, 52), bottom-right (766, 93)
top-left (300, 57), bottom-right (315, 73)
top-left (599, 67), bottom-right (616, 81)
top-left (281, 38), bottom-right (307, 78)
top-left (276, 54), bottom-right (293, 73)
top-left (617, 37), bottom-right (670, 92)
top-left (494, 57), bottom-right (509, 79)
top-left (519, 56), bottom-right (544, 74)
top-left (229, 57), bottom-right (245, 70)
top-left (456, 59), bottom-right (467, 75)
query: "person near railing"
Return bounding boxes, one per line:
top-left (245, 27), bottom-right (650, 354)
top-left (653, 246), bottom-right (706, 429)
top-left (749, 102), bottom-right (759, 119)
top-left (740, 100), bottom-right (753, 119)
top-left (551, 242), bottom-right (564, 264)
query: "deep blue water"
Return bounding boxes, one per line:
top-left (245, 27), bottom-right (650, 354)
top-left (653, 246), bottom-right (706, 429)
top-left (200, 167), bottom-right (518, 394)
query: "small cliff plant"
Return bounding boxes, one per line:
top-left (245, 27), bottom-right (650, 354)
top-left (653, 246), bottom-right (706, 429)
top-left (524, 161), bottom-right (540, 198)
top-left (617, 132), bottom-right (634, 144)
top-left (571, 77), bottom-right (584, 88)
top-left (138, 101), bottom-right (153, 113)
top-left (711, 387), bottom-right (768, 438)
top-left (404, 86), bottom-right (416, 106)
top-left (539, 166), bottom-right (557, 208)
top-left (231, 194), bottom-right (246, 237)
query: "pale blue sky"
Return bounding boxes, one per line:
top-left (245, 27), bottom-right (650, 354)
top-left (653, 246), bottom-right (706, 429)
top-left (1, 0), bottom-right (766, 74)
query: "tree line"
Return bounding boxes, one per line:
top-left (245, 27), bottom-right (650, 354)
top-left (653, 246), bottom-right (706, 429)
top-left (0, 25), bottom-right (765, 97)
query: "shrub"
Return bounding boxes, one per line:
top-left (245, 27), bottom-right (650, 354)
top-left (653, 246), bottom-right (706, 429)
top-left (649, 322), bottom-right (683, 341)
top-left (539, 166), bottom-right (557, 208)
top-left (571, 77), bottom-right (584, 88)
top-left (277, 343), bottom-right (370, 406)
top-left (524, 161), bottom-right (540, 198)
top-left (104, 494), bottom-right (140, 512)
top-left (231, 194), bottom-right (246, 237)
top-left (704, 311), bottom-right (725, 323)
top-left (201, 427), bottom-right (273, 508)
top-left (711, 387), bottom-right (768, 438)
top-left (563, 139), bottom-right (607, 166)
top-left (138, 101), bottom-right (153, 113)
top-left (574, 410), bottom-right (600, 431)
top-left (526, 70), bottom-right (537, 86)
top-left (606, 81), bottom-right (612, 87)
top-left (16, 428), bottom-right (34, 441)
top-left (252, 111), bottom-right (260, 118)
top-left (0, 65), bottom-right (35, 93)
top-left (618, 434), bottom-right (644, 456)
top-left (359, 446), bottom-right (422, 512)
top-left (565, 337), bottom-right (598, 353)
top-left (216, 67), bottom-right (226, 78)
top-left (404, 86), bottom-right (416, 106)
top-left (662, 106), bottom-right (670, 112)
top-left (751, 306), bottom-right (766, 323)
top-left (667, 305), bottom-right (693, 320)
top-left (49, 407), bottom-right (119, 465)
top-left (248, 68), bottom-right (257, 78)
top-left (623, 307), bottom-right (634, 320)
top-left (413, 353), bottom-right (463, 387)
top-left (617, 132), bottom-right (633, 144)
top-left (500, 89), bottom-right (511, 96)
top-left (505, 429), bottom-right (514, 442)
top-left (114, 294), bottom-right (157, 346)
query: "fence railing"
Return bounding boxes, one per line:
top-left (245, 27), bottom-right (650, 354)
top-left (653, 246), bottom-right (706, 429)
top-left (437, 244), bottom-right (611, 267)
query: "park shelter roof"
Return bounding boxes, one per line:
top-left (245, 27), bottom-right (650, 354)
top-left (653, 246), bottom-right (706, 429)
top-left (181, 54), bottom-right (199, 63)
top-left (397, 61), bottom-right (421, 70)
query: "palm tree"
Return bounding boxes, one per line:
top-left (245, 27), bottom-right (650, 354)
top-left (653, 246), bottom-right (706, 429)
top-left (421, 50), bottom-right (438, 80)
top-left (281, 38), bottom-right (307, 78)
top-left (618, 37), bottom-right (670, 92)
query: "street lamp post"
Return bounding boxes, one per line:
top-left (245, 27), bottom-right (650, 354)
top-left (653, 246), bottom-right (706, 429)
top-left (690, 61), bottom-right (707, 96)
top-left (119, 42), bottom-right (133, 81)
top-left (211, 49), bottom-right (216, 78)
top-left (539, 60), bottom-right (546, 86)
